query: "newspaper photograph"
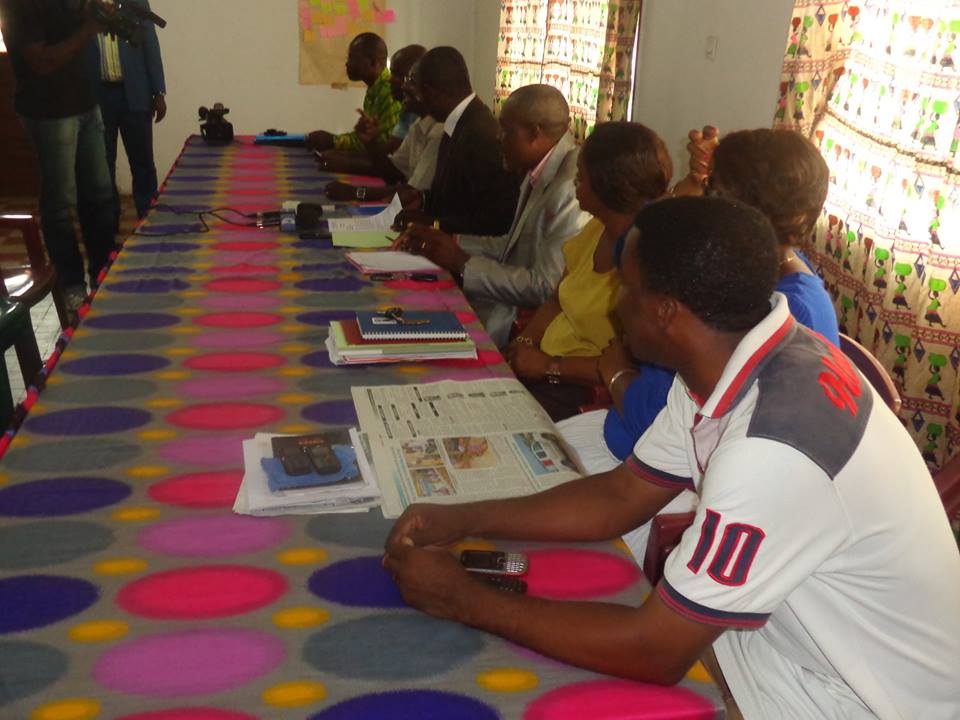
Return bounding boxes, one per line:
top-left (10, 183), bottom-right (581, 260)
top-left (352, 379), bottom-right (585, 517)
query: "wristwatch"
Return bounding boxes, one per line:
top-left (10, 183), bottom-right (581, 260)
top-left (355, 186), bottom-right (367, 201)
top-left (545, 357), bottom-right (562, 385)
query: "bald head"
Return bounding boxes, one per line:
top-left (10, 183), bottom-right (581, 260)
top-left (391, 45), bottom-right (426, 78)
top-left (349, 33), bottom-right (387, 62)
top-left (501, 85), bottom-right (570, 141)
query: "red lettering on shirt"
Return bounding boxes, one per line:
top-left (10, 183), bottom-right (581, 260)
top-left (818, 343), bottom-right (861, 416)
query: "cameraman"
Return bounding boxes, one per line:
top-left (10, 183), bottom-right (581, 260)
top-left (0, 0), bottom-right (117, 313)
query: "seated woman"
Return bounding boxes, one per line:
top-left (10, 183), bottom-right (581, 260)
top-left (505, 121), bottom-right (672, 422)
top-left (559, 127), bottom-right (841, 563)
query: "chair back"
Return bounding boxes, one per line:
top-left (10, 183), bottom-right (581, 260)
top-left (839, 333), bottom-right (902, 415)
top-left (933, 452), bottom-right (960, 520)
top-left (0, 213), bottom-right (49, 270)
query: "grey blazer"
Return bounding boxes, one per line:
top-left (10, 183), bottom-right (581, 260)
top-left (460, 132), bottom-right (589, 348)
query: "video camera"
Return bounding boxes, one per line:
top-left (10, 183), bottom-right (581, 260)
top-left (68, 0), bottom-right (167, 47)
top-left (199, 104), bottom-right (235, 145)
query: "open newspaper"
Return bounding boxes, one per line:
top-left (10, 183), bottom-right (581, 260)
top-left (352, 378), bottom-right (584, 518)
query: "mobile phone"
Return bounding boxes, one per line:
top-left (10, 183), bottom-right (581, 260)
top-left (409, 273), bottom-right (438, 282)
top-left (304, 442), bottom-right (341, 475)
top-left (279, 448), bottom-right (313, 476)
top-left (460, 550), bottom-right (528, 576)
top-left (480, 574), bottom-right (528, 594)
top-left (369, 272), bottom-right (395, 281)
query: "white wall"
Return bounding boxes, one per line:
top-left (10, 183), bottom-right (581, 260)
top-left (632, 0), bottom-right (795, 174)
top-left (115, 0), bottom-right (500, 194)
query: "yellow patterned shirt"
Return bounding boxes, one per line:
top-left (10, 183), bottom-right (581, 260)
top-left (334, 68), bottom-right (402, 151)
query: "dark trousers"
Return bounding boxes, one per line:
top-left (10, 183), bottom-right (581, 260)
top-left (524, 380), bottom-right (595, 423)
top-left (21, 107), bottom-right (116, 288)
top-left (99, 82), bottom-right (158, 219)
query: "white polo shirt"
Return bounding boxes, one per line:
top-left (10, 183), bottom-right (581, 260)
top-left (389, 115), bottom-right (444, 190)
top-left (630, 293), bottom-right (960, 719)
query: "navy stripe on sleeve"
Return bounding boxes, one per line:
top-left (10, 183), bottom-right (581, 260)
top-left (625, 454), bottom-right (695, 491)
top-left (657, 578), bottom-right (770, 629)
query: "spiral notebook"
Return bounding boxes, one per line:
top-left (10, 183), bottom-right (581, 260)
top-left (356, 311), bottom-right (467, 341)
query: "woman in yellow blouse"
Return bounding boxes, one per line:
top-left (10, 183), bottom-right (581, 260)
top-left (505, 122), bottom-right (672, 420)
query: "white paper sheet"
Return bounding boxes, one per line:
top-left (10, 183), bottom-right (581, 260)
top-left (326, 193), bottom-right (403, 232)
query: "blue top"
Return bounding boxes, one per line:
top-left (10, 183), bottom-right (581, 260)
top-left (602, 261), bottom-right (840, 460)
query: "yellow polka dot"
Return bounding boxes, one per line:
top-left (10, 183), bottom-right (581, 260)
top-left (30, 402), bottom-right (46, 413)
top-left (0, 472), bottom-right (8, 486)
top-left (280, 324), bottom-right (305, 333)
top-left (156, 370), bottom-right (191, 380)
top-left (68, 620), bottom-right (129, 643)
top-left (272, 606), bottom-right (331, 628)
top-left (71, 329), bottom-right (89, 339)
top-left (372, 287), bottom-right (394, 296)
top-left (276, 247), bottom-right (298, 255)
top-left (278, 423), bottom-right (314, 434)
top-left (30, 698), bottom-right (100, 720)
top-left (146, 398), bottom-right (183, 408)
top-left (181, 289), bottom-right (208, 297)
top-left (164, 348), bottom-right (197, 357)
top-left (396, 365), bottom-right (429, 375)
top-left (685, 661), bottom-right (713, 683)
top-left (262, 680), bottom-right (327, 708)
top-left (193, 248), bottom-right (215, 256)
top-left (281, 343), bottom-right (312, 353)
top-left (610, 538), bottom-right (632, 555)
top-left (137, 429), bottom-right (177, 441)
top-left (46, 374), bottom-right (64, 385)
top-left (278, 367), bottom-right (311, 377)
top-left (455, 539), bottom-right (497, 554)
top-left (111, 507), bottom-right (161, 522)
top-left (476, 668), bottom-right (539, 693)
top-left (191, 262), bottom-right (214, 270)
top-left (278, 289), bottom-right (306, 298)
top-left (169, 326), bottom-right (202, 335)
top-left (277, 547), bottom-right (328, 565)
top-left (277, 272), bottom-right (305, 282)
top-left (125, 466), bottom-right (169, 479)
top-left (93, 557), bottom-right (148, 575)
top-left (277, 393), bottom-right (315, 404)
top-left (279, 306), bottom-right (306, 314)
top-left (10, 435), bottom-right (29, 448)
top-left (188, 274), bottom-right (211, 282)
top-left (174, 307), bottom-right (202, 316)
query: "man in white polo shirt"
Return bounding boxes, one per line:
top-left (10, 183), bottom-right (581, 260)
top-left (383, 196), bottom-right (960, 719)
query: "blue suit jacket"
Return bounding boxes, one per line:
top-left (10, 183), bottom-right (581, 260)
top-left (87, 0), bottom-right (166, 113)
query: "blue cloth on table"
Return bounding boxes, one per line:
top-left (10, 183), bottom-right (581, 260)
top-left (262, 444), bottom-right (359, 492)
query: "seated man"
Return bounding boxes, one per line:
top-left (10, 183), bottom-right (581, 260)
top-left (398, 84), bottom-right (587, 347)
top-left (305, 33), bottom-right (401, 153)
top-left (393, 46), bottom-right (519, 235)
top-left (324, 56), bottom-right (443, 203)
top-left (317, 44), bottom-right (426, 178)
top-left (384, 196), bottom-right (960, 719)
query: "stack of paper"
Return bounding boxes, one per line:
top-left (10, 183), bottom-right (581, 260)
top-left (345, 251), bottom-right (441, 275)
top-left (326, 318), bottom-right (477, 364)
top-left (328, 194), bottom-right (402, 248)
top-left (234, 429), bottom-right (381, 516)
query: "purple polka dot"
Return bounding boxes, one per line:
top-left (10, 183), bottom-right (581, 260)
top-left (25, 407), bottom-right (152, 436)
top-left (125, 242), bottom-right (200, 254)
top-left (301, 400), bottom-right (356, 425)
top-left (296, 310), bottom-right (355, 326)
top-left (165, 175), bottom-right (220, 182)
top-left (293, 238), bottom-right (333, 250)
top-left (93, 628), bottom-right (285, 697)
top-left (138, 222), bottom-right (206, 233)
top-left (198, 295), bottom-right (283, 311)
top-left (193, 330), bottom-right (283, 349)
top-left (105, 279), bottom-right (192, 294)
top-left (176, 376), bottom-right (284, 399)
top-left (295, 278), bottom-right (370, 293)
top-left (85, 313), bottom-right (180, 330)
top-left (139, 515), bottom-right (290, 557)
top-left (60, 354), bottom-right (170, 376)
top-left (158, 435), bottom-right (247, 466)
top-left (0, 477), bottom-right (131, 517)
top-left (292, 262), bottom-right (354, 273)
top-left (0, 576), bottom-right (99, 634)
top-left (115, 266), bottom-right (196, 275)
top-left (310, 691), bottom-right (497, 720)
top-left (308, 556), bottom-right (403, 607)
top-left (301, 351), bottom-right (335, 369)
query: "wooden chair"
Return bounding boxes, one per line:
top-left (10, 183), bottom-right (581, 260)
top-left (0, 213), bottom-right (70, 329)
top-left (642, 333), bottom-right (906, 585)
top-left (0, 298), bottom-right (42, 430)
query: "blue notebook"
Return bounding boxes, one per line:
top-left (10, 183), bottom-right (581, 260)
top-left (356, 310), bottom-right (467, 341)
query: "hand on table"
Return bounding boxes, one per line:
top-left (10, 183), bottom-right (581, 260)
top-left (306, 130), bottom-right (336, 152)
top-left (506, 343), bottom-right (552, 381)
top-left (386, 502), bottom-right (469, 549)
top-left (395, 225), bottom-right (469, 274)
top-left (383, 542), bottom-right (474, 621)
top-left (324, 180), bottom-right (361, 201)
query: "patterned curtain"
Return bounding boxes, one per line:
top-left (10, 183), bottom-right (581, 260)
top-left (775, 0), bottom-right (960, 469)
top-left (495, 0), bottom-right (643, 141)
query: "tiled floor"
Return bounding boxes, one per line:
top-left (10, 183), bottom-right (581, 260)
top-left (1, 195), bottom-right (140, 404)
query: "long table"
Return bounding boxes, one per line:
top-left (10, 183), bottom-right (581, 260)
top-left (0, 136), bottom-right (725, 719)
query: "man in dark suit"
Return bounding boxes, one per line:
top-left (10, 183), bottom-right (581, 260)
top-left (88, 0), bottom-right (166, 219)
top-left (395, 46), bottom-right (519, 236)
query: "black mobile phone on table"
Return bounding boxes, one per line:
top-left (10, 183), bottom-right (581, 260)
top-left (279, 448), bottom-right (313, 476)
top-left (304, 441), bottom-right (341, 475)
top-left (480, 574), bottom-right (528, 594)
top-left (460, 550), bottom-right (528, 575)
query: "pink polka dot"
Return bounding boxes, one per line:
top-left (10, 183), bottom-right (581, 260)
top-left (192, 330), bottom-right (283, 349)
top-left (468, 328), bottom-right (489, 344)
top-left (93, 628), bottom-right (284, 697)
top-left (229, 188), bottom-right (279, 197)
top-left (184, 352), bottom-right (285, 372)
top-left (383, 278), bottom-right (455, 291)
top-left (118, 709), bottom-right (257, 720)
top-left (149, 470), bottom-right (243, 508)
top-left (193, 312), bottom-right (283, 329)
top-left (118, 710), bottom-right (257, 720)
top-left (524, 549), bottom-right (641, 599)
top-left (228, 175), bottom-right (275, 184)
top-left (210, 264), bottom-right (280, 275)
top-left (159, 435), bottom-right (248, 466)
top-left (429, 350), bottom-right (504, 368)
top-left (523, 679), bottom-right (716, 720)
top-left (176, 376), bottom-right (284, 399)
top-left (211, 240), bottom-right (278, 252)
top-left (393, 292), bottom-right (467, 309)
top-left (198, 295), bottom-right (283, 311)
top-left (204, 278), bottom-right (283, 293)
top-left (138, 515), bottom-right (289, 557)
top-left (116, 565), bottom-right (287, 619)
top-left (166, 403), bottom-right (284, 430)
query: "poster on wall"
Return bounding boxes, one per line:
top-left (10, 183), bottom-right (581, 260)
top-left (299, 0), bottom-right (395, 86)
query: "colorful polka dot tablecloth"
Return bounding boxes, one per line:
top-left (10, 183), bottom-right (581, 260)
top-left (0, 136), bottom-right (725, 719)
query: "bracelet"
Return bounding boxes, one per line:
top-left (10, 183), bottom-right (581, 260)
top-left (607, 368), bottom-right (638, 393)
top-left (512, 336), bottom-right (534, 346)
